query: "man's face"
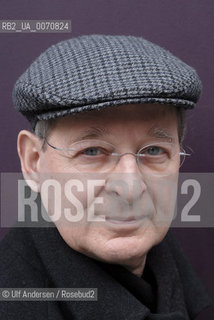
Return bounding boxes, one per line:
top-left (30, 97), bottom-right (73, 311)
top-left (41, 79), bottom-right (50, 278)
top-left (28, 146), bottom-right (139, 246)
top-left (37, 104), bottom-right (180, 274)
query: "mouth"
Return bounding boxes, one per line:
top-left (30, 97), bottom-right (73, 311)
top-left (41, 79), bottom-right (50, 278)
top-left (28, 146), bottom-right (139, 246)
top-left (105, 215), bottom-right (148, 225)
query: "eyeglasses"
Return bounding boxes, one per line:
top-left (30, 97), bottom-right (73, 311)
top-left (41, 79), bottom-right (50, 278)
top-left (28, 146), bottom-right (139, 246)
top-left (44, 138), bottom-right (191, 173)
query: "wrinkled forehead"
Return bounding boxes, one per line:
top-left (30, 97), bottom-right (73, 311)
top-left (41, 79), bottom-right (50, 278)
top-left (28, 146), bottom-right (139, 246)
top-left (53, 104), bottom-right (178, 129)
top-left (47, 104), bottom-right (179, 145)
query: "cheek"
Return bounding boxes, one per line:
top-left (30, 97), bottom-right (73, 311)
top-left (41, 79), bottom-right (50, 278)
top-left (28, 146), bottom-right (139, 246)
top-left (39, 172), bottom-right (106, 232)
top-left (147, 173), bottom-right (178, 227)
top-left (39, 178), bottom-right (89, 227)
top-left (39, 151), bottom-right (60, 173)
top-left (56, 225), bottom-right (89, 253)
top-left (39, 150), bottom-right (79, 173)
top-left (55, 224), bottom-right (109, 258)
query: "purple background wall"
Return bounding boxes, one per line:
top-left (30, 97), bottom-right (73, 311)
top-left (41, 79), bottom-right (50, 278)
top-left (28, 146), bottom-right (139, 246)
top-left (0, 0), bottom-right (213, 318)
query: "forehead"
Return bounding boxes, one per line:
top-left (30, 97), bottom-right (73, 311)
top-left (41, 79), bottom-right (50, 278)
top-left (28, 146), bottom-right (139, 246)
top-left (51, 104), bottom-right (177, 135)
top-left (53, 104), bottom-right (177, 129)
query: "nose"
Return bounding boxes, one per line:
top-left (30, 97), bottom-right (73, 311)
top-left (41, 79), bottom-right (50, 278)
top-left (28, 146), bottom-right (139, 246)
top-left (105, 154), bottom-right (147, 203)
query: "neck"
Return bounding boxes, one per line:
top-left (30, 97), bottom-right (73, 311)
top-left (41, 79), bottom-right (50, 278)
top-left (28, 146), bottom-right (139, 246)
top-left (123, 255), bottom-right (147, 277)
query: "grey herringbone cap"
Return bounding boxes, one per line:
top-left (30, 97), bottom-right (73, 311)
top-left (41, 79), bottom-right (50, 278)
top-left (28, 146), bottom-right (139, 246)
top-left (12, 34), bottom-right (202, 128)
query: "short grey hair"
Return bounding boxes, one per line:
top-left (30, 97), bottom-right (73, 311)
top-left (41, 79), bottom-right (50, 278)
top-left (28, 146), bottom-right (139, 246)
top-left (176, 106), bottom-right (186, 145)
top-left (34, 118), bottom-right (56, 140)
top-left (34, 118), bottom-right (57, 150)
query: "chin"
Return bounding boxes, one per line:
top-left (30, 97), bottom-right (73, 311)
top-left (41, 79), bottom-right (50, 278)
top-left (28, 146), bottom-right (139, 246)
top-left (92, 236), bottom-right (149, 265)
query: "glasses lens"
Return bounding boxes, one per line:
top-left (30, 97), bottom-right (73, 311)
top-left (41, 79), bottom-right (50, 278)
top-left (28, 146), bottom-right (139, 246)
top-left (62, 140), bottom-right (116, 172)
top-left (137, 142), bottom-right (179, 172)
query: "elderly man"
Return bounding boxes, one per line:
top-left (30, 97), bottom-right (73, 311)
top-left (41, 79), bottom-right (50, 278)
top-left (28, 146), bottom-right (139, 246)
top-left (0, 35), bottom-right (211, 319)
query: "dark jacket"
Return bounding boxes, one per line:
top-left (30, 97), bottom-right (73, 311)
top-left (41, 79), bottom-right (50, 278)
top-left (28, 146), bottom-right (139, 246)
top-left (0, 226), bottom-right (212, 320)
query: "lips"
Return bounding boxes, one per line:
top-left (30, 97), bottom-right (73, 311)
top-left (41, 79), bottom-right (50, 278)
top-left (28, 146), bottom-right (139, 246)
top-left (105, 215), bottom-right (146, 223)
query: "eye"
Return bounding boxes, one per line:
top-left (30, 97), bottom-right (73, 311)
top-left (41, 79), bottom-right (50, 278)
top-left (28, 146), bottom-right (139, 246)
top-left (144, 146), bottom-right (164, 156)
top-left (83, 147), bottom-right (103, 156)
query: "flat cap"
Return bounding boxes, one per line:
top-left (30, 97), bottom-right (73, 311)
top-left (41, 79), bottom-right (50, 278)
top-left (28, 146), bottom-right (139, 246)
top-left (12, 34), bottom-right (202, 128)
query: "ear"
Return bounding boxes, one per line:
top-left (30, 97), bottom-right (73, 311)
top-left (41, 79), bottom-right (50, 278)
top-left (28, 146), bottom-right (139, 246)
top-left (17, 130), bottom-right (42, 193)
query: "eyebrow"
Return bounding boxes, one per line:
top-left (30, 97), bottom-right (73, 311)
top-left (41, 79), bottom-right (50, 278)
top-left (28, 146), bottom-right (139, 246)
top-left (147, 127), bottom-right (174, 142)
top-left (72, 126), bottom-right (174, 142)
top-left (74, 126), bottom-right (111, 141)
